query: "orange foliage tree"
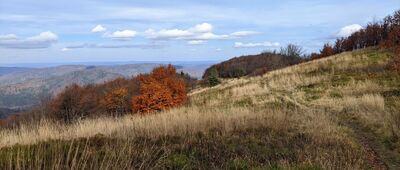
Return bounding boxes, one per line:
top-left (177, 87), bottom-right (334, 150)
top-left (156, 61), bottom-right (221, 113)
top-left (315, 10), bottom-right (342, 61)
top-left (132, 65), bottom-right (187, 113)
top-left (319, 43), bottom-right (335, 58)
top-left (101, 87), bottom-right (130, 116)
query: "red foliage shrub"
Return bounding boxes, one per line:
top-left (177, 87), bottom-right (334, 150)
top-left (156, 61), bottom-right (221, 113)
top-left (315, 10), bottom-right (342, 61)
top-left (319, 43), bottom-right (335, 58)
top-left (132, 65), bottom-right (187, 114)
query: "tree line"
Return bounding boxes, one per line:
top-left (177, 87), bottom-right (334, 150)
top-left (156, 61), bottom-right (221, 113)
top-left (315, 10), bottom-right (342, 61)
top-left (0, 65), bottom-right (193, 127)
top-left (312, 10), bottom-right (400, 59)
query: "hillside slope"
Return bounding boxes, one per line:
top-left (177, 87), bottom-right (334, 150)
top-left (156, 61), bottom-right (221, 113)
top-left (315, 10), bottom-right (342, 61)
top-left (0, 48), bottom-right (399, 169)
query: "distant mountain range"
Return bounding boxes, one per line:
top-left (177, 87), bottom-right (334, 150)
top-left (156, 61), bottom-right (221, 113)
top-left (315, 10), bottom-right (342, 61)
top-left (0, 107), bottom-right (19, 119)
top-left (0, 67), bottom-right (33, 76)
top-left (0, 62), bottom-right (213, 112)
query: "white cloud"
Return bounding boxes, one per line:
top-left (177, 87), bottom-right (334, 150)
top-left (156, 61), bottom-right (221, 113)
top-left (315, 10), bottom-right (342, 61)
top-left (64, 43), bottom-right (163, 49)
top-left (144, 29), bottom-right (193, 40)
top-left (234, 41), bottom-right (280, 48)
top-left (61, 47), bottom-right (70, 51)
top-left (0, 31), bottom-right (58, 49)
top-left (192, 32), bottom-right (230, 40)
top-left (189, 23), bottom-right (213, 33)
top-left (104, 30), bottom-right (137, 40)
top-left (143, 23), bottom-right (257, 41)
top-left (337, 24), bottom-right (363, 37)
top-left (91, 25), bottom-right (106, 33)
top-left (215, 48), bottom-right (222, 51)
top-left (230, 31), bottom-right (260, 37)
top-left (27, 32), bottom-right (58, 42)
top-left (0, 34), bottom-right (18, 40)
top-left (187, 40), bottom-right (206, 45)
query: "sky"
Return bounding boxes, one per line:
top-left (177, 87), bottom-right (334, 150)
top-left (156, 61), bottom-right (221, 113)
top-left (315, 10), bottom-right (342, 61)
top-left (0, 0), bottom-right (399, 64)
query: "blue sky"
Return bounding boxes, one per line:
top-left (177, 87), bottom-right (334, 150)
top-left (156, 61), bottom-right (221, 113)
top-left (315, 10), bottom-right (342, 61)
top-left (0, 0), bottom-right (399, 64)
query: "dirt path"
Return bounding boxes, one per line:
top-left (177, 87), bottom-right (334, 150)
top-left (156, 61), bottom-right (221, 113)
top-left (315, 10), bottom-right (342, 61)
top-left (339, 115), bottom-right (400, 170)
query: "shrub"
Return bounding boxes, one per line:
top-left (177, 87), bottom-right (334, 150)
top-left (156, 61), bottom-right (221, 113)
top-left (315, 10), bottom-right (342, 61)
top-left (249, 67), bottom-right (269, 76)
top-left (100, 88), bottom-right (130, 116)
top-left (207, 67), bottom-right (221, 87)
top-left (132, 65), bottom-right (187, 114)
top-left (319, 43), bottom-right (335, 58)
top-left (387, 55), bottom-right (400, 72)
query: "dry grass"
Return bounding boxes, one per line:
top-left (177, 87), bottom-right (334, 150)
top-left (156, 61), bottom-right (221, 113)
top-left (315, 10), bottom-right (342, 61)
top-left (0, 107), bottom-right (272, 148)
top-left (0, 48), bottom-right (399, 169)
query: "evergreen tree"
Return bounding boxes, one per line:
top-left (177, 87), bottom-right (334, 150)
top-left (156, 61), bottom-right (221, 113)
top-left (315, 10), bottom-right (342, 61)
top-left (207, 67), bottom-right (221, 87)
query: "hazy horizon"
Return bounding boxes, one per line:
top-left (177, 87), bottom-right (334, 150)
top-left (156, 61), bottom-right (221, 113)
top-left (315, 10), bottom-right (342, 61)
top-left (0, 60), bottom-right (219, 68)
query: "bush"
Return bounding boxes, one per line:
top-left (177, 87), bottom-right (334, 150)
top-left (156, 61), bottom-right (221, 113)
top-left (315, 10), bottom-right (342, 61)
top-left (387, 55), bottom-right (400, 72)
top-left (132, 65), bottom-right (187, 114)
top-left (207, 67), bottom-right (221, 87)
top-left (100, 88), bottom-right (130, 116)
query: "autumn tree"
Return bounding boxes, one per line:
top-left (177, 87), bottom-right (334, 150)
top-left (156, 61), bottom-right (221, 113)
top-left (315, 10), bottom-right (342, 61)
top-left (48, 84), bottom-right (85, 123)
top-left (101, 87), bottom-right (130, 116)
top-left (132, 65), bottom-right (187, 114)
top-left (309, 53), bottom-right (320, 60)
top-left (333, 38), bottom-right (345, 54)
top-left (319, 43), bottom-right (335, 58)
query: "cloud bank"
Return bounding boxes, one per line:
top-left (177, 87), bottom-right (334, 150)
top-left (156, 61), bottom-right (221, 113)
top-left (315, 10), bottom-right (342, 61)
top-left (0, 31), bottom-right (58, 49)
top-left (187, 40), bottom-right (206, 45)
top-left (139, 23), bottom-right (259, 46)
top-left (63, 43), bottom-right (163, 50)
top-left (103, 30), bottom-right (137, 40)
top-left (234, 41), bottom-right (280, 48)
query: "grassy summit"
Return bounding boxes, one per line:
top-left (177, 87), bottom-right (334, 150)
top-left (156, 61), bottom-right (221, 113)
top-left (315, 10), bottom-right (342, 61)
top-left (0, 48), bottom-right (399, 169)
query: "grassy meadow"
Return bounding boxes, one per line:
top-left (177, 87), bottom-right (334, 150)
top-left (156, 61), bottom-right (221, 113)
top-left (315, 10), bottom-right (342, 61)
top-left (0, 48), bottom-right (399, 169)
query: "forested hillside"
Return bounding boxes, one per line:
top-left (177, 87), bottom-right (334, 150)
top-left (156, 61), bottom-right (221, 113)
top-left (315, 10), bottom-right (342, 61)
top-left (203, 50), bottom-right (302, 79)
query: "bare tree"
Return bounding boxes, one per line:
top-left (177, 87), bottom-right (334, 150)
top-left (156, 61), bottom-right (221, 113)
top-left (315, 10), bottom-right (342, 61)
top-left (280, 44), bottom-right (305, 58)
